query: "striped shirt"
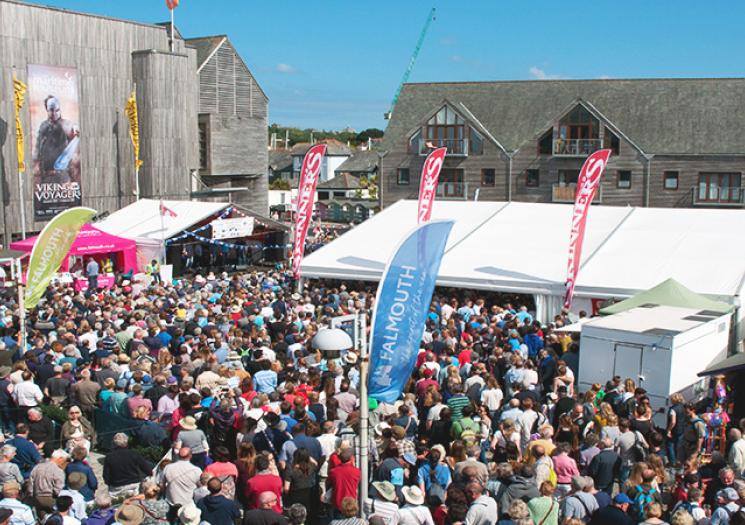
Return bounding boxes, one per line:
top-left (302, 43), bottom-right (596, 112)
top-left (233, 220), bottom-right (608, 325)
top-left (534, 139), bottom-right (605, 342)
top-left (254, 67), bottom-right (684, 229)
top-left (447, 394), bottom-right (470, 422)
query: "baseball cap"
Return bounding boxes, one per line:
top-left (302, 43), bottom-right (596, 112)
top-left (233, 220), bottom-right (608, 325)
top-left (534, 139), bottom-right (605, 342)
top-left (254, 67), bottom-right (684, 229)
top-left (719, 487), bottom-right (739, 501)
top-left (402, 453), bottom-right (417, 466)
top-left (614, 493), bottom-right (632, 505)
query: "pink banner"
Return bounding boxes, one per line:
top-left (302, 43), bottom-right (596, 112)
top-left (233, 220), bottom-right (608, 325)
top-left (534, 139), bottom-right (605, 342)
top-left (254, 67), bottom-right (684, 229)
top-left (564, 149), bottom-right (612, 309)
top-left (292, 144), bottom-right (327, 278)
top-left (417, 147), bottom-right (447, 223)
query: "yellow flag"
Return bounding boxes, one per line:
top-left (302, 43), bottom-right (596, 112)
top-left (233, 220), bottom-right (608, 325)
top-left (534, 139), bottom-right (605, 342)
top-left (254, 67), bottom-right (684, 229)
top-left (13, 74), bottom-right (27, 174)
top-left (125, 91), bottom-right (143, 170)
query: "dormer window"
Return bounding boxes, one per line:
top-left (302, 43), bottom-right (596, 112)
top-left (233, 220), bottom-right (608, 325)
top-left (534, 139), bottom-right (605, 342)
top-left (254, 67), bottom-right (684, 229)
top-left (425, 106), bottom-right (466, 154)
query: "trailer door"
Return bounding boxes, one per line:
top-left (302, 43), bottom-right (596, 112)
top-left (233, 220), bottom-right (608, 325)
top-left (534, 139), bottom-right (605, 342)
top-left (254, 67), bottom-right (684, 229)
top-left (613, 343), bottom-right (644, 384)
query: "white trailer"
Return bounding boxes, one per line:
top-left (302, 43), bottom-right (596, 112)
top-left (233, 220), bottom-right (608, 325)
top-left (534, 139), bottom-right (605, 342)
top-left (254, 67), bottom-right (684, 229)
top-left (578, 305), bottom-right (730, 425)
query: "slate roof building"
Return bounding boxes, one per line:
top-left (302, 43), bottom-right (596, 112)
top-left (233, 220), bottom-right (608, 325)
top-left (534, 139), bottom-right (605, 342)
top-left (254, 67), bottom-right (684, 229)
top-left (380, 78), bottom-right (745, 209)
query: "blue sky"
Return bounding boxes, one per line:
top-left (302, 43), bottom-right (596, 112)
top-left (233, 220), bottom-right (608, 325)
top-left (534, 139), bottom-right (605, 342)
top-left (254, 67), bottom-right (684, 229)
top-left (31, 1), bottom-right (745, 131)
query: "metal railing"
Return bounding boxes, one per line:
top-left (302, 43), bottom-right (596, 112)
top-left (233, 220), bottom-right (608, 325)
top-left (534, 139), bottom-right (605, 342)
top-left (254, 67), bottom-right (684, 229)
top-left (418, 138), bottom-right (469, 156)
top-left (552, 138), bottom-right (603, 156)
top-left (692, 186), bottom-right (745, 206)
top-left (436, 181), bottom-right (469, 200)
top-left (552, 183), bottom-right (603, 204)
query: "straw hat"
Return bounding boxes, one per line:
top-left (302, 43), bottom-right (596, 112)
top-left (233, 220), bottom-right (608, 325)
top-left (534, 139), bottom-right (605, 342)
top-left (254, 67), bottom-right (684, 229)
top-left (402, 486), bottom-right (425, 506)
top-left (115, 504), bottom-right (145, 525)
top-left (180, 416), bottom-right (197, 431)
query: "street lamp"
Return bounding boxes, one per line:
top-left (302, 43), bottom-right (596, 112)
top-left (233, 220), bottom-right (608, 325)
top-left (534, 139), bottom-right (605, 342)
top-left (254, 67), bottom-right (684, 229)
top-left (311, 328), bottom-right (353, 360)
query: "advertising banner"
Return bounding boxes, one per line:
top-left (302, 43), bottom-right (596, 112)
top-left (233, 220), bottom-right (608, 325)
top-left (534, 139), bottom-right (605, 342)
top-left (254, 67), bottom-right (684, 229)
top-left (292, 144), bottom-right (327, 278)
top-left (25, 207), bottom-right (97, 310)
top-left (417, 147), bottom-right (447, 223)
top-left (212, 217), bottom-right (255, 240)
top-left (28, 64), bottom-right (82, 222)
top-left (564, 149), bottom-right (612, 309)
top-left (368, 220), bottom-right (454, 403)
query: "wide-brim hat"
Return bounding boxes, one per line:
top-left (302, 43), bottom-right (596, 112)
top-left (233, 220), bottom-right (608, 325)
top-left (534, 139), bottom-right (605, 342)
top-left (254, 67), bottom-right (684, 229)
top-left (227, 351), bottom-right (241, 361)
top-left (0, 367), bottom-right (11, 379)
top-left (116, 504), bottom-right (145, 525)
top-left (178, 505), bottom-right (201, 525)
top-left (372, 481), bottom-right (397, 502)
top-left (180, 416), bottom-right (197, 430)
top-left (402, 485), bottom-right (425, 505)
top-left (344, 352), bottom-right (358, 365)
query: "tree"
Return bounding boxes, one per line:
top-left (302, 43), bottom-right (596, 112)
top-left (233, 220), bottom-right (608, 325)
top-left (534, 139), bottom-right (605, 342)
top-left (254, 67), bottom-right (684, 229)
top-left (356, 128), bottom-right (385, 143)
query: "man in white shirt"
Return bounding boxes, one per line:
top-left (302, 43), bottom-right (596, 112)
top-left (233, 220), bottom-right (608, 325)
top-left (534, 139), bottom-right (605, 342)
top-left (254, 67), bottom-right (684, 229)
top-left (728, 428), bottom-right (745, 476)
top-left (12, 373), bottom-right (42, 410)
top-left (317, 422), bottom-right (339, 481)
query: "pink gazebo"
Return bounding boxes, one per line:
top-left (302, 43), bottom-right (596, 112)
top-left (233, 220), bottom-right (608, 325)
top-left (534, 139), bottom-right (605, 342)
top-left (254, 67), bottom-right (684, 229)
top-left (10, 224), bottom-right (137, 275)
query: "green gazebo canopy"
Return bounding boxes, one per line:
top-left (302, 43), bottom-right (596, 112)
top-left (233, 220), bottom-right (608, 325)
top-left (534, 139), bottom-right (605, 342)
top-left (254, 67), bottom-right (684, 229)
top-left (599, 278), bottom-right (735, 316)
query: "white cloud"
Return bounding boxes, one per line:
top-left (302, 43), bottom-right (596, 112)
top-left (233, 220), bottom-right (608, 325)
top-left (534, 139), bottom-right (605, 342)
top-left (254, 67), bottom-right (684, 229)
top-left (529, 66), bottom-right (562, 80)
top-left (449, 54), bottom-right (464, 63)
top-left (597, 74), bottom-right (614, 80)
top-left (276, 63), bottom-right (297, 74)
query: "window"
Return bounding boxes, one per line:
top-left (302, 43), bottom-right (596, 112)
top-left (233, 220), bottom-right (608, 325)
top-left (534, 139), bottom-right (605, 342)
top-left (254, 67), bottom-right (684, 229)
top-left (605, 129), bottom-right (620, 155)
top-left (558, 170), bottom-right (579, 186)
top-left (538, 130), bottom-right (553, 155)
top-left (397, 168), bottom-right (410, 185)
top-left (664, 171), bottom-right (679, 190)
top-left (440, 169), bottom-right (465, 197)
top-left (426, 106), bottom-right (465, 154)
top-left (617, 170), bottom-right (632, 189)
top-left (469, 128), bottom-right (483, 155)
top-left (198, 120), bottom-right (209, 171)
top-left (698, 173), bottom-right (742, 202)
top-left (408, 129), bottom-right (421, 154)
top-left (526, 169), bottom-right (540, 188)
top-left (481, 169), bottom-right (495, 186)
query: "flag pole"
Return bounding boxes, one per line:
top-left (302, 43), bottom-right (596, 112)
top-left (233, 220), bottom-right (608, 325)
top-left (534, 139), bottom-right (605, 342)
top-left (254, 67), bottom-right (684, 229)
top-left (170, 8), bottom-right (175, 52)
top-left (133, 83), bottom-right (140, 200)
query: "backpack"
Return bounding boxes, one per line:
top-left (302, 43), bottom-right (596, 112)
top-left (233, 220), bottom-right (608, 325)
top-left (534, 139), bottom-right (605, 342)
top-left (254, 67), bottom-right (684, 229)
top-left (631, 431), bottom-right (649, 462)
top-left (632, 485), bottom-right (656, 522)
top-left (530, 411), bottom-right (547, 435)
top-left (458, 418), bottom-right (480, 448)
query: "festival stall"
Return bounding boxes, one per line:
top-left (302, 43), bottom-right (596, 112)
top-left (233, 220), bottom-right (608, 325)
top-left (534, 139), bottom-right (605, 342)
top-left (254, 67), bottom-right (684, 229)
top-left (97, 199), bottom-right (290, 275)
top-left (301, 200), bottom-right (745, 326)
top-left (10, 225), bottom-right (137, 291)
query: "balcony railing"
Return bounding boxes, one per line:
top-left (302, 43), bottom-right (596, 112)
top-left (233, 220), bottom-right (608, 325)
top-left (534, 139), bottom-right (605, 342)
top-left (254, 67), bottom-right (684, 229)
top-left (436, 181), bottom-right (469, 200)
top-left (692, 186), bottom-right (745, 206)
top-left (552, 183), bottom-right (603, 204)
top-left (418, 138), bottom-right (469, 156)
top-left (553, 139), bottom-right (603, 156)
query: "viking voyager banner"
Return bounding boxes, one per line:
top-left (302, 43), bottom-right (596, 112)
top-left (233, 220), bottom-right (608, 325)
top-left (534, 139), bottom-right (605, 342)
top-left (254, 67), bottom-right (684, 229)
top-left (28, 64), bottom-right (82, 221)
top-left (368, 219), bottom-right (454, 403)
top-left (564, 149), bottom-right (612, 309)
top-left (25, 207), bottom-right (97, 310)
top-left (292, 144), bottom-right (327, 278)
top-left (417, 147), bottom-right (447, 223)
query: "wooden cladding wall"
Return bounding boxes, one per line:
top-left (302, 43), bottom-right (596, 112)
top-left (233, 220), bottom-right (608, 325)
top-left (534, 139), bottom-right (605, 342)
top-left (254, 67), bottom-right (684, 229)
top-left (197, 40), bottom-right (267, 119)
top-left (0, 0), bottom-right (198, 239)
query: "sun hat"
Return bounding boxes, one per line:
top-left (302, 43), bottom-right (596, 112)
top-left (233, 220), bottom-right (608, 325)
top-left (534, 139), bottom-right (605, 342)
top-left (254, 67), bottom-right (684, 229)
top-left (372, 481), bottom-right (397, 502)
top-left (402, 485), bottom-right (425, 506)
top-left (177, 505), bottom-right (201, 525)
top-left (180, 416), bottom-right (197, 431)
top-left (115, 504), bottom-right (145, 525)
top-left (374, 422), bottom-right (391, 437)
top-left (402, 452), bottom-right (417, 466)
top-left (344, 352), bottom-right (358, 365)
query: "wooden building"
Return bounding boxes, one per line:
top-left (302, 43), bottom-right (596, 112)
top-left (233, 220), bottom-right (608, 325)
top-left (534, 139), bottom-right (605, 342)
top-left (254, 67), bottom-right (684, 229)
top-left (380, 79), bottom-right (745, 210)
top-left (0, 0), bottom-right (268, 243)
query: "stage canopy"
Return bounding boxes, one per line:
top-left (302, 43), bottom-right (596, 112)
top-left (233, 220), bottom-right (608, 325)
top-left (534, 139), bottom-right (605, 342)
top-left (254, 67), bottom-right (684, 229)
top-left (10, 224), bottom-right (137, 273)
top-left (300, 200), bottom-right (745, 322)
top-left (96, 199), bottom-right (228, 242)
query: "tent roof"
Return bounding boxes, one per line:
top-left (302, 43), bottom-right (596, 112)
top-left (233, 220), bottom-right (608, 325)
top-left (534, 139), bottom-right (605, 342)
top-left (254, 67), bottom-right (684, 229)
top-left (9, 224), bottom-right (135, 256)
top-left (600, 278), bottom-right (734, 315)
top-left (96, 199), bottom-right (228, 241)
top-left (698, 352), bottom-right (745, 377)
top-left (300, 200), bottom-right (745, 301)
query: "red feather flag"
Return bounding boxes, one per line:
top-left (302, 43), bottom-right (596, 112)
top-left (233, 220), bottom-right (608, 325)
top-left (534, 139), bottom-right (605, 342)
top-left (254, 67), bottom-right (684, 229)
top-left (166, 0), bottom-right (179, 10)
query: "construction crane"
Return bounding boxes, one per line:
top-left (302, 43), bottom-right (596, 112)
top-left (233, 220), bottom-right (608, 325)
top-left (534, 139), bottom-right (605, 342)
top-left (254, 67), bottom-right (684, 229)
top-left (384, 7), bottom-right (436, 120)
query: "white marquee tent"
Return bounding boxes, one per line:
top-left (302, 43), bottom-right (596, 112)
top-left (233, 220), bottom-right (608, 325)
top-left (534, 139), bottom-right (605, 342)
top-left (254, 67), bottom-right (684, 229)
top-left (300, 200), bottom-right (745, 322)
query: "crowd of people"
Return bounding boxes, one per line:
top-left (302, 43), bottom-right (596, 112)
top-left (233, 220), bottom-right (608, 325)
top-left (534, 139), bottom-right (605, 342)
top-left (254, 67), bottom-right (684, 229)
top-left (0, 266), bottom-right (739, 525)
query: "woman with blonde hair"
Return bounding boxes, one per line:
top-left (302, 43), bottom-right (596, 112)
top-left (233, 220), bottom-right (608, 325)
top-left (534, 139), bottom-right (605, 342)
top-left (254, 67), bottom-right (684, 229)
top-left (123, 480), bottom-right (168, 525)
top-left (528, 480), bottom-right (558, 525)
top-left (623, 461), bottom-right (650, 492)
